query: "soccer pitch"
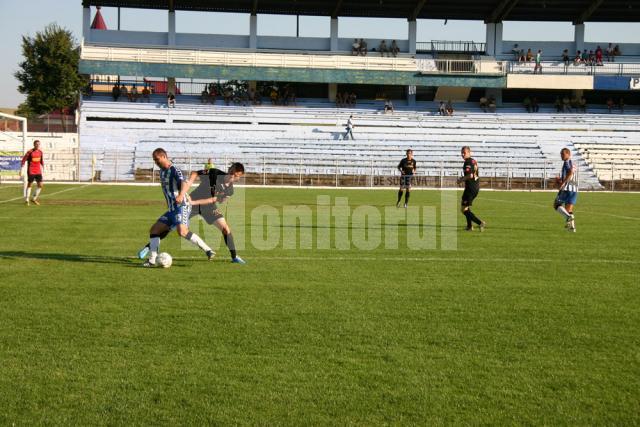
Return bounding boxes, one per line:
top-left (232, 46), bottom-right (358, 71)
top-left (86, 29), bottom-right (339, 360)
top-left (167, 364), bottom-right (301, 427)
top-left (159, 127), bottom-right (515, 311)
top-left (0, 183), bottom-right (639, 424)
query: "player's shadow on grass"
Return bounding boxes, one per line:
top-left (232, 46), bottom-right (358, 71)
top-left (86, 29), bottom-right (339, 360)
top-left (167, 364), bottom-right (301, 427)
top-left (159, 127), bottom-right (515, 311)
top-left (0, 251), bottom-right (137, 266)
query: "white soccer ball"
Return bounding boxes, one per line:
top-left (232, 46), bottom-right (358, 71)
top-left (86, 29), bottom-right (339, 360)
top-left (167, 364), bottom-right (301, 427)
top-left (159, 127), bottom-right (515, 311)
top-left (157, 252), bottom-right (173, 268)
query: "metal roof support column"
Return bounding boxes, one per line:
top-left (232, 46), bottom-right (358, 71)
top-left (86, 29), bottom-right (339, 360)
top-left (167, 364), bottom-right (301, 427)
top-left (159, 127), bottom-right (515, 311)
top-left (408, 19), bottom-right (417, 55)
top-left (83, 6), bottom-right (91, 43)
top-left (485, 22), bottom-right (496, 56)
top-left (574, 23), bottom-right (585, 56)
top-left (330, 18), bottom-right (339, 52)
top-left (250, 14), bottom-right (258, 49)
top-left (168, 10), bottom-right (176, 46)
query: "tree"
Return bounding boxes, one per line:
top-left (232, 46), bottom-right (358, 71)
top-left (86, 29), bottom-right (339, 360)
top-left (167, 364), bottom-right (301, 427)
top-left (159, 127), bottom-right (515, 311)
top-left (14, 23), bottom-right (84, 117)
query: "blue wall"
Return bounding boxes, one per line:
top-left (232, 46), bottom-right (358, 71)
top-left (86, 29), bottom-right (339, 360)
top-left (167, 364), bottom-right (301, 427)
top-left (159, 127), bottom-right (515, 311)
top-left (594, 76), bottom-right (640, 91)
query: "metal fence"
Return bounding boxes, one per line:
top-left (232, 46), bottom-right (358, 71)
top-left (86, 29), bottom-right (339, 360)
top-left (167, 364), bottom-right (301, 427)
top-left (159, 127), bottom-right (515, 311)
top-left (506, 60), bottom-right (640, 76)
top-left (418, 40), bottom-right (486, 54)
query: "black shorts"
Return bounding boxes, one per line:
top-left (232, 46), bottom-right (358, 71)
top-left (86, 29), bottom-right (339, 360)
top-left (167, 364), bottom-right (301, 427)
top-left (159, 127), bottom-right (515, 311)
top-left (400, 175), bottom-right (413, 189)
top-left (461, 186), bottom-right (479, 207)
top-left (193, 204), bottom-right (225, 225)
top-left (27, 174), bottom-right (43, 184)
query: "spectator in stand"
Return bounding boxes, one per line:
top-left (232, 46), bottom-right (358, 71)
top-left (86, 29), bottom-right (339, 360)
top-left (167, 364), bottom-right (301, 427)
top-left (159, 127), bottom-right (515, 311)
top-left (581, 50), bottom-right (589, 65)
top-left (128, 85), bottom-right (139, 102)
top-left (531, 97), bottom-right (540, 113)
top-left (587, 50), bottom-right (595, 65)
top-left (111, 84), bottom-right (121, 101)
top-left (479, 96), bottom-right (488, 112)
top-left (606, 43), bottom-right (614, 62)
top-left (224, 87), bottom-right (234, 105)
top-left (352, 39), bottom-right (360, 56)
top-left (526, 48), bottom-right (533, 62)
top-left (606, 97), bottom-right (615, 113)
top-left (359, 39), bottom-right (368, 56)
top-left (390, 40), bottom-right (400, 57)
top-left (574, 50), bottom-right (582, 65)
top-left (533, 50), bottom-right (542, 74)
top-left (613, 44), bottom-right (621, 58)
top-left (595, 46), bottom-right (603, 65)
top-left (512, 44), bottom-right (521, 61)
top-left (200, 88), bottom-right (209, 104)
top-left (554, 97), bottom-right (562, 113)
top-left (562, 96), bottom-right (571, 113)
top-left (562, 49), bottom-right (570, 67)
top-left (208, 86), bottom-right (217, 104)
top-left (578, 96), bottom-right (587, 113)
top-left (119, 84), bottom-right (128, 99)
top-left (619, 97), bottom-right (625, 113)
top-left (141, 85), bottom-right (151, 102)
top-left (335, 92), bottom-right (343, 108)
top-left (344, 115), bottom-right (355, 140)
top-left (570, 95), bottom-right (579, 111)
top-left (487, 96), bottom-right (497, 113)
top-left (384, 98), bottom-right (394, 114)
top-left (445, 100), bottom-right (454, 116)
top-left (167, 92), bottom-right (176, 108)
top-left (438, 101), bottom-right (447, 116)
top-left (523, 96), bottom-right (532, 113)
top-left (378, 40), bottom-right (389, 57)
top-left (349, 92), bottom-right (357, 107)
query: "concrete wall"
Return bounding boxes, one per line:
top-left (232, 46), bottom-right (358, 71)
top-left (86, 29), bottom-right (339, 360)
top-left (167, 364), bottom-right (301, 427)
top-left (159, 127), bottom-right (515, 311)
top-left (88, 29), bottom-right (410, 53)
top-left (507, 74), bottom-right (593, 90)
top-left (175, 33), bottom-right (249, 49)
top-left (90, 29), bottom-right (168, 46)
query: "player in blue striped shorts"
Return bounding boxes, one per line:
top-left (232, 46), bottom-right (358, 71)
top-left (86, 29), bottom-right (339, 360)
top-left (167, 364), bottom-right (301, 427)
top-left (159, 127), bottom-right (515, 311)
top-left (554, 148), bottom-right (578, 232)
top-left (142, 148), bottom-right (215, 267)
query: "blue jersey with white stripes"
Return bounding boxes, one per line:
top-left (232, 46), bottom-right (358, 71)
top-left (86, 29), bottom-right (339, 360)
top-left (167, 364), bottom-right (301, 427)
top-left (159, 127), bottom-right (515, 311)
top-left (561, 159), bottom-right (578, 192)
top-left (159, 164), bottom-right (188, 211)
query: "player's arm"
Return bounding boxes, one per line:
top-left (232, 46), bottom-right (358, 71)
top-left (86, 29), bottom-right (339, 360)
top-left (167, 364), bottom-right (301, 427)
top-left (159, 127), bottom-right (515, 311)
top-left (413, 161), bottom-right (417, 173)
top-left (190, 196), bottom-right (218, 206)
top-left (19, 151), bottom-right (30, 177)
top-left (458, 162), bottom-right (476, 183)
top-left (175, 168), bottom-right (191, 204)
top-left (397, 160), bottom-right (404, 174)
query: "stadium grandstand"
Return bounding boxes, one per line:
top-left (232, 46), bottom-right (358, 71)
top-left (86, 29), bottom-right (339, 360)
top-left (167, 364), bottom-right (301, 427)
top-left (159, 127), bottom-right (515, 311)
top-left (14, 0), bottom-right (640, 189)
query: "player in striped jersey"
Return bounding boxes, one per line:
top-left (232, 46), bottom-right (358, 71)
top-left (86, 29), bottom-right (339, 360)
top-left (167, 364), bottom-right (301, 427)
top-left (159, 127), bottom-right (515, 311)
top-left (554, 148), bottom-right (578, 232)
top-left (142, 148), bottom-right (215, 267)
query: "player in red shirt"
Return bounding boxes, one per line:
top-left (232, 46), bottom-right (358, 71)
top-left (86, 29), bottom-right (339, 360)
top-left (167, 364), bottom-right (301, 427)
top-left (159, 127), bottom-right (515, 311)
top-left (20, 140), bottom-right (44, 205)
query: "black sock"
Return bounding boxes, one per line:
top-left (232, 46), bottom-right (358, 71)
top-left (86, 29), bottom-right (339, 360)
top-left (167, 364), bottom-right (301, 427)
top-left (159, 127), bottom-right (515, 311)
top-left (468, 210), bottom-right (482, 225)
top-left (404, 192), bottom-right (410, 205)
top-left (224, 233), bottom-right (237, 259)
top-left (463, 210), bottom-right (472, 228)
top-left (397, 190), bottom-right (403, 204)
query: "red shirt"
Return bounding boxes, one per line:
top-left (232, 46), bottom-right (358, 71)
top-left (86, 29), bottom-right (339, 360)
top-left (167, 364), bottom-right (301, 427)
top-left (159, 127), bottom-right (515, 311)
top-left (22, 149), bottom-right (44, 175)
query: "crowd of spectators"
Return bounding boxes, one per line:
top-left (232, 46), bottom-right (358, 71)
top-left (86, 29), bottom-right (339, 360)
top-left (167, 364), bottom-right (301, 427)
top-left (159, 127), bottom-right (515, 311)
top-left (336, 92), bottom-right (357, 108)
top-left (111, 84), bottom-right (151, 103)
top-left (514, 43), bottom-right (623, 70)
top-left (351, 39), bottom-right (400, 57)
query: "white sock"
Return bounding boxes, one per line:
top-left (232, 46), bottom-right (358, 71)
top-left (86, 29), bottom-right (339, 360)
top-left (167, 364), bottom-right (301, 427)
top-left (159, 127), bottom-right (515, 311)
top-left (26, 186), bottom-right (32, 201)
top-left (556, 206), bottom-right (571, 220)
top-left (34, 188), bottom-right (42, 199)
top-left (186, 232), bottom-right (212, 253)
top-left (149, 237), bottom-right (160, 263)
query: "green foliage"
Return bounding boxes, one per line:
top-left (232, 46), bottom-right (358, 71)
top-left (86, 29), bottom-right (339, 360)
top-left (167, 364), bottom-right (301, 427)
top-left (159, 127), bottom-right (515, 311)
top-left (14, 23), bottom-right (83, 115)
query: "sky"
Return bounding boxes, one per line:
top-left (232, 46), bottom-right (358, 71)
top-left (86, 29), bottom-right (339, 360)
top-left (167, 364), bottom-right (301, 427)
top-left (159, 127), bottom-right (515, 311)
top-left (1, 0), bottom-right (639, 108)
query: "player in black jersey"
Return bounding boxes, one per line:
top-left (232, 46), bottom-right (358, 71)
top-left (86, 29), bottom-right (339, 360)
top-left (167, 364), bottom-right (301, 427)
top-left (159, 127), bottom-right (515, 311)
top-left (457, 146), bottom-right (485, 231)
top-left (188, 162), bottom-right (246, 264)
top-left (396, 149), bottom-right (416, 208)
top-left (136, 162), bottom-right (246, 263)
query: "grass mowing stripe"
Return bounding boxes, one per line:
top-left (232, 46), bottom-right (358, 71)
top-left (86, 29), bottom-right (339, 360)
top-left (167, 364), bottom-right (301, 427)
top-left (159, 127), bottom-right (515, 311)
top-left (0, 184), bottom-right (90, 204)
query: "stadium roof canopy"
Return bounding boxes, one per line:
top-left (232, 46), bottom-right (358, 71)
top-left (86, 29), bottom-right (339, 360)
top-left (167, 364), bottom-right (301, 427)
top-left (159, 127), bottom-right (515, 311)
top-left (82, 0), bottom-right (640, 23)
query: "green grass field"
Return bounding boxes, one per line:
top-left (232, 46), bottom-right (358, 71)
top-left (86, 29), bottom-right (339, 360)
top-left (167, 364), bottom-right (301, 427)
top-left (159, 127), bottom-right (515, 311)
top-left (0, 183), bottom-right (639, 425)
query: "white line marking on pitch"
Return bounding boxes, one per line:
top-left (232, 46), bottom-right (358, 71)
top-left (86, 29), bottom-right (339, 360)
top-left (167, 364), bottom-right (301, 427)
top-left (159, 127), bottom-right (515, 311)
top-left (482, 196), bottom-right (640, 221)
top-left (0, 185), bottom-right (91, 204)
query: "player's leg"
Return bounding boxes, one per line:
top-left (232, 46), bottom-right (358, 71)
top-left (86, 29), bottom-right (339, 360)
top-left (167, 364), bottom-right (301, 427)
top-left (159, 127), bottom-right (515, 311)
top-left (24, 175), bottom-right (34, 204)
top-left (145, 220), bottom-right (170, 266)
top-left (32, 176), bottom-right (43, 205)
top-left (213, 217), bottom-right (245, 264)
top-left (554, 192), bottom-right (574, 229)
top-left (396, 183), bottom-right (404, 207)
top-left (175, 206), bottom-right (215, 260)
top-left (404, 178), bottom-right (411, 208)
top-left (461, 189), bottom-right (484, 231)
top-left (138, 228), bottom-right (170, 259)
